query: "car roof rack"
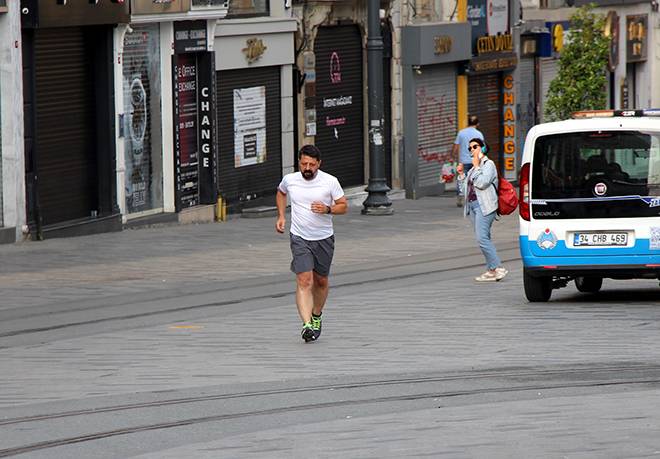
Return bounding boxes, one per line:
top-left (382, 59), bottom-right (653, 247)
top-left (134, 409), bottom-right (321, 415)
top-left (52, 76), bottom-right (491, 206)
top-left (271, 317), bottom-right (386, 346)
top-left (572, 109), bottom-right (660, 118)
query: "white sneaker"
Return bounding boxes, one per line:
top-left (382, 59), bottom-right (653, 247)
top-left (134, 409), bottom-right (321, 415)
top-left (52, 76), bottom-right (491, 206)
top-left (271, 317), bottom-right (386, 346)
top-left (495, 267), bottom-right (508, 280)
top-left (475, 270), bottom-right (499, 282)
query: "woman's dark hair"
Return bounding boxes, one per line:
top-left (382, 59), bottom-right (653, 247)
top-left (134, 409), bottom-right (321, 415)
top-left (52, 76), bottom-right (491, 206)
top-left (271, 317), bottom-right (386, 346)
top-left (299, 144), bottom-right (322, 161)
top-left (468, 137), bottom-right (488, 154)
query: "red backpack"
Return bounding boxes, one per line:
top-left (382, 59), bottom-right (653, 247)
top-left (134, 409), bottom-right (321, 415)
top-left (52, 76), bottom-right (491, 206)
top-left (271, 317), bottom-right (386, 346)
top-left (495, 176), bottom-right (519, 215)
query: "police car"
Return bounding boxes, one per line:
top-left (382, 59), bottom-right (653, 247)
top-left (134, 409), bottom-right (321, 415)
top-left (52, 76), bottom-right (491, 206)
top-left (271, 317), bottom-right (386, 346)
top-left (519, 109), bottom-right (660, 302)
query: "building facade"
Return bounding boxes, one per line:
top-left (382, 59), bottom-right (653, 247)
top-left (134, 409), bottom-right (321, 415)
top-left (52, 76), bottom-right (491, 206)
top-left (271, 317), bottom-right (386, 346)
top-left (213, 2), bottom-right (296, 214)
top-left (0, 2), bottom-right (25, 243)
top-left (21, 0), bottom-right (128, 239)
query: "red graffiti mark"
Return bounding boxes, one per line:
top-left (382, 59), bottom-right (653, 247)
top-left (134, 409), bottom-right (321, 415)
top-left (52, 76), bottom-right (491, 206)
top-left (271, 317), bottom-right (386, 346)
top-left (415, 88), bottom-right (456, 163)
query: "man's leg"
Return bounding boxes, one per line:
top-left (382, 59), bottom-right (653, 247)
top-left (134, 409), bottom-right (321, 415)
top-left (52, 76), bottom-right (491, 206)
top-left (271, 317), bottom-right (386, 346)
top-left (312, 271), bottom-right (329, 316)
top-left (295, 271), bottom-right (314, 324)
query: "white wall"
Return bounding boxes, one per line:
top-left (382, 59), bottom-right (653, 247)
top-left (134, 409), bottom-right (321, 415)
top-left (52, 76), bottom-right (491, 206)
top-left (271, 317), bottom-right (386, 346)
top-left (0, 3), bottom-right (26, 238)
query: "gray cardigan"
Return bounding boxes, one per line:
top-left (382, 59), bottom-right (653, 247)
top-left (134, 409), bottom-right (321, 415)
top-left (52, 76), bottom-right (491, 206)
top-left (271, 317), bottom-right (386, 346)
top-left (462, 157), bottom-right (498, 217)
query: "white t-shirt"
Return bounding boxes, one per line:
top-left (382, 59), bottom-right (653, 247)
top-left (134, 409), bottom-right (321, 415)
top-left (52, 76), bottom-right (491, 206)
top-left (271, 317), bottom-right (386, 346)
top-left (278, 170), bottom-right (345, 241)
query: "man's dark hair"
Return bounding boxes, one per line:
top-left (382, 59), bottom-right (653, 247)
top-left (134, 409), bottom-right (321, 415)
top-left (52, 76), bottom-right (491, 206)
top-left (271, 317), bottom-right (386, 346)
top-left (299, 144), bottom-right (322, 161)
top-left (467, 114), bottom-right (479, 126)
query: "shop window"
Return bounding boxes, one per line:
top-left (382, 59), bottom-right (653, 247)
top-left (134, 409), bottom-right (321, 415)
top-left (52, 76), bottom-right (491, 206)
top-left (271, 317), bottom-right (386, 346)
top-left (227, 0), bottom-right (269, 17)
top-left (123, 24), bottom-right (164, 215)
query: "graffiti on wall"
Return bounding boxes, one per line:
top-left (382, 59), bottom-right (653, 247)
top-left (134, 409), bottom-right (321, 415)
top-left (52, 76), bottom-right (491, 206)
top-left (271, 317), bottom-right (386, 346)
top-left (415, 87), bottom-right (455, 164)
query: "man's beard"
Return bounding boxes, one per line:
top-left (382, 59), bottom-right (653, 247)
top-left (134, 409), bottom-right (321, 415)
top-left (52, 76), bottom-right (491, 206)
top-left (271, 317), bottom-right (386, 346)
top-left (302, 170), bottom-right (315, 180)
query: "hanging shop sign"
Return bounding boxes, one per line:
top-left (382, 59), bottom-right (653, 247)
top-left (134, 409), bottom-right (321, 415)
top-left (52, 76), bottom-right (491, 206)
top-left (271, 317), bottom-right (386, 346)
top-left (605, 11), bottom-right (619, 72)
top-left (197, 52), bottom-right (216, 204)
top-left (626, 14), bottom-right (647, 63)
top-left (233, 86), bottom-right (267, 167)
top-left (174, 21), bottom-right (208, 54)
top-left (502, 74), bottom-right (517, 180)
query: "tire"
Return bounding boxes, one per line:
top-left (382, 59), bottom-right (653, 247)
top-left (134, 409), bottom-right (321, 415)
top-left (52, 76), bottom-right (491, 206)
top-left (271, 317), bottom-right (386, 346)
top-left (575, 276), bottom-right (603, 293)
top-left (523, 268), bottom-right (552, 302)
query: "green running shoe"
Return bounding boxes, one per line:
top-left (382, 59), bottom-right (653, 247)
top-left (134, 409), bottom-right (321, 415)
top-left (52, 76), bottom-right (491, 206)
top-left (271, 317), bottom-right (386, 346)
top-left (311, 314), bottom-right (322, 340)
top-left (301, 322), bottom-right (315, 342)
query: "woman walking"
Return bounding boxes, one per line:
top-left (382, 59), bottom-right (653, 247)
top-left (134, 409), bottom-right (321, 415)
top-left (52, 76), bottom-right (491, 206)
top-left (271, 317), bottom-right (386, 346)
top-left (456, 138), bottom-right (508, 282)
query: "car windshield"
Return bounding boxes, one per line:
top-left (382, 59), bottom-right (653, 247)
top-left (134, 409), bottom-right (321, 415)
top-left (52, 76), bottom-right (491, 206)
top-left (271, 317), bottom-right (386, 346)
top-left (531, 130), bottom-right (660, 219)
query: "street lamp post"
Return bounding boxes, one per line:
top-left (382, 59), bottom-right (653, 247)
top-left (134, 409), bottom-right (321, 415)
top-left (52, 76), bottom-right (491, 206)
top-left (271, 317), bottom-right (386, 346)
top-left (362, 0), bottom-right (393, 215)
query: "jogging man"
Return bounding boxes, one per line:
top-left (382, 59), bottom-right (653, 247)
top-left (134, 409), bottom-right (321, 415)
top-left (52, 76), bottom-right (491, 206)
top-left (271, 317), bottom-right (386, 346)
top-left (452, 114), bottom-right (484, 207)
top-left (276, 145), bottom-right (347, 342)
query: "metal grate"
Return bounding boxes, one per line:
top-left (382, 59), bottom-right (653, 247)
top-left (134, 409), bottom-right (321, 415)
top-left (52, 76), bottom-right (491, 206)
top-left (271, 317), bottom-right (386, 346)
top-left (314, 25), bottom-right (365, 187)
top-left (216, 65), bottom-right (282, 203)
top-left (469, 72), bottom-right (502, 173)
top-left (33, 27), bottom-right (97, 226)
top-left (415, 66), bottom-right (457, 189)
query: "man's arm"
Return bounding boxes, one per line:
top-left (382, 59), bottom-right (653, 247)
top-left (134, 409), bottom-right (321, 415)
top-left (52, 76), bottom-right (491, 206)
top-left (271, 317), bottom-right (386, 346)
top-left (329, 196), bottom-right (348, 215)
top-left (275, 189), bottom-right (287, 233)
top-left (452, 143), bottom-right (460, 163)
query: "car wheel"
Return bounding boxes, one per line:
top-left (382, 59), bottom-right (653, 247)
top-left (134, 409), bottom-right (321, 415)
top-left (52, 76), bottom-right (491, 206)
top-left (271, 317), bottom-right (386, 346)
top-left (524, 268), bottom-right (552, 302)
top-left (575, 276), bottom-right (603, 293)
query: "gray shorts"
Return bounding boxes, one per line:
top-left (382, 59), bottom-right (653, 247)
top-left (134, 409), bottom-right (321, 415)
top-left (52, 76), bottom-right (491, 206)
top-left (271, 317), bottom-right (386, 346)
top-left (290, 234), bottom-right (335, 277)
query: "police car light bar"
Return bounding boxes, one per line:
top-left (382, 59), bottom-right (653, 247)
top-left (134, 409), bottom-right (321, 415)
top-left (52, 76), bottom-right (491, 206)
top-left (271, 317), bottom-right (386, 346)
top-left (572, 109), bottom-right (660, 119)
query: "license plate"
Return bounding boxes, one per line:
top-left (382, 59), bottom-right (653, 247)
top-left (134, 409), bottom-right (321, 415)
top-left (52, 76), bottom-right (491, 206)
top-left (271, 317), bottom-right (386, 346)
top-left (573, 232), bottom-right (628, 246)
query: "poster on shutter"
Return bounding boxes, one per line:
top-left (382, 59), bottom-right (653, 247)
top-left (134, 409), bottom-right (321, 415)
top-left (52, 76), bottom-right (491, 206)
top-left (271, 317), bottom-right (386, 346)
top-left (123, 25), bottom-right (161, 214)
top-left (233, 86), bottom-right (267, 167)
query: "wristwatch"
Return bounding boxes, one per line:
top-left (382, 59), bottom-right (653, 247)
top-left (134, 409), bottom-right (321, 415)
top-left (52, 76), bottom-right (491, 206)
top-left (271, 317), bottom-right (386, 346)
top-left (326, 205), bottom-right (332, 214)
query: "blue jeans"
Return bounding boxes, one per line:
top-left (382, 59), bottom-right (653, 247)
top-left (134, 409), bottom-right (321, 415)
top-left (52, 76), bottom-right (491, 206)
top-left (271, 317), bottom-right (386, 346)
top-left (468, 200), bottom-right (501, 270)
top-left (456, 163), bottom-right (473, 196)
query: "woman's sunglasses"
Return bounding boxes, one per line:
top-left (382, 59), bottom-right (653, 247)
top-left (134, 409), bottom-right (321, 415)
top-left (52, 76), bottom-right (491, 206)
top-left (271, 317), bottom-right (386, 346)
top-left (468, 144), bottom-right (480, 151)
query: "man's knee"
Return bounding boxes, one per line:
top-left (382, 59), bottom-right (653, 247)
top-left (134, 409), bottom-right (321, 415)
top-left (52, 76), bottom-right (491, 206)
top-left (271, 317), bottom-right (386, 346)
top-left (313, 272), bottom-right (329, 289)
top-left (296, 272), bottom-right (314, 290)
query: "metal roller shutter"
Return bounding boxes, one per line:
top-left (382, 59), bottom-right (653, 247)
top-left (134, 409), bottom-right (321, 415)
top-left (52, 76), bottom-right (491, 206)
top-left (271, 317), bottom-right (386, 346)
top-left (314, 25), bottom-right (364, 187)
top-left (518, 56), bottom-right (536, 153)
top-left (469, 73), bottom-right (502, 172)
top-left (415, 66), bottom-right (457, 190)
top-left (539, 57), bottom-right (559, 122)
top-left (217, 66), bottom-right (281, 202)
top-left (34, 27), bottom-right (97, 226)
